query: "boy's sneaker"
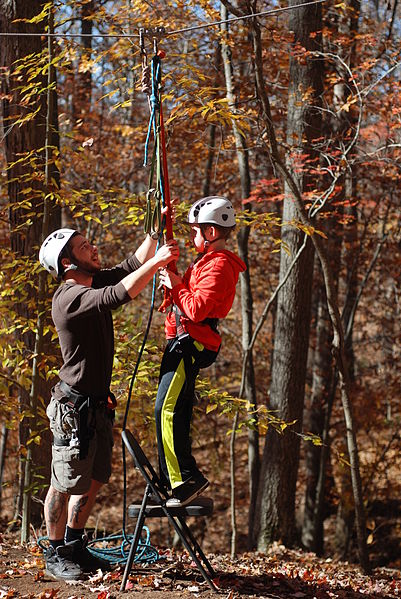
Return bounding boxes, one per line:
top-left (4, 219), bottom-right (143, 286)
top-left (166, 474), bottom-right (209, 507)
top-left (44, 544), bottom-right (83, 581)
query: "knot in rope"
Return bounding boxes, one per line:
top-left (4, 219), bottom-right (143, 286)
top-left (149, 56), bottom-right (160, 110)
top-left (141, 64), bottom-right (151, 95)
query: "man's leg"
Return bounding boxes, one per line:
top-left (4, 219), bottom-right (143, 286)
top-left (64, 479), bottom-right (113, 573)
top-left (67, 479), bottom-right (103, 529)
top-left (44, 485), bottom-right (68, 541)
top-left (43, 485), bottom-right (82, 581)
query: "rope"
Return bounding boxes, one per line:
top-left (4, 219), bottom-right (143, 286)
top-left (86, 530), bottom-right (160, 565)
top-left (0, 1), bottom-right (328, 39)
top-left (119, 47), bottom-right (176, 564)
top-left (141, 49), bottom-right (176, 312)
top-left (37, 530), bottom-right (160, 566)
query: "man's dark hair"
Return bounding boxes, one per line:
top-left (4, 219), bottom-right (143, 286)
top-left (57, 232), bottom-right (79, 277)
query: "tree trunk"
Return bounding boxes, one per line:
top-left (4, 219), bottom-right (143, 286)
top-left (327, 0), bottom-right (360, 556)
top-left (302, 271), bottom-right (333, 553)
top-left (255, 0), bottom-right (323, 549)
top-left (302, 232), bottom-right (340, 553)
top-left (72, 0), bottom-right (94, 122)
top-left (202, 42), bottom-right (221, 197)
top-left (0, 0), bottom-right (60, 533)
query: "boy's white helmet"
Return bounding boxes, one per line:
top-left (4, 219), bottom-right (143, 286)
top-left (39, 228), bottom-right (77, 278)
top-left (188, 196), bottom-right (236, 228)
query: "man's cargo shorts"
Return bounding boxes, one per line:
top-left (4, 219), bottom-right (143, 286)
top-left (46, 383), bottom-right (114, 495)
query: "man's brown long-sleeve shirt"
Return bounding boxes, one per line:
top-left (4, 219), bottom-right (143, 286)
top-left (52, 255), bottom-right (142, 396)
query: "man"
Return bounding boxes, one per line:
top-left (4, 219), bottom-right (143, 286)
top-left (39, 228), bottom-right (178, 581)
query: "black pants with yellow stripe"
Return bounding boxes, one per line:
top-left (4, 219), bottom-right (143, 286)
top-left (155, 335), bottom-right (218, 491)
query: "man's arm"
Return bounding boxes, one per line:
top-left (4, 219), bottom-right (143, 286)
top-left (123, 240), bottom-right (178, 299)
top-left (135, 200), bottom-right (176, 263)
top-left (134, 234), bottom-right (159, 264)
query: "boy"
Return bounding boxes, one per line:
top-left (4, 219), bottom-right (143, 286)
top-left (155, 196), bottom-right (246, 507)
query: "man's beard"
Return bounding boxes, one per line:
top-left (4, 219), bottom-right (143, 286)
top-left (75, 260), bottom-right (101, 276)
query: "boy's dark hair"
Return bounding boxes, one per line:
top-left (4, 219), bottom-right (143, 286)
top-left (201, 223), bottom-right (235, 240)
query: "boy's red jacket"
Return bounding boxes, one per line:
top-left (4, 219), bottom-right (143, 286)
top-left (165, 249), bottom-right (246, 351)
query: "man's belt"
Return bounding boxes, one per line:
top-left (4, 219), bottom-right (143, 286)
top-left (59, 380), bottom-right (109, 407)
top-left (53, 437), bottom-right (70, 447)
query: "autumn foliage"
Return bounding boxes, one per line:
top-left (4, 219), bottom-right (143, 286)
top-left (0, 0), bottom-right (400, 576)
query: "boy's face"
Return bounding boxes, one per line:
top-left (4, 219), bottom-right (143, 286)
top-left (190, 224), bottom-right (208, 252)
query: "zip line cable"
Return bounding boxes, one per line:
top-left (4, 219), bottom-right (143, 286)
top-left (0, 0), bottom-right (327, 39)
top-left (166, 0), bottom-right (326, 37)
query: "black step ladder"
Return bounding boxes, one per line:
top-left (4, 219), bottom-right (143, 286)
top-left (120, 429), bottom-right (217, 592)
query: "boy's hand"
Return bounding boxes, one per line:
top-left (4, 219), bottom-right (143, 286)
top-left (158, 266), bottom-right (182, 289)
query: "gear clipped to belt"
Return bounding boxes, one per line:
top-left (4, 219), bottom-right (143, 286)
top-left (54, 382), bottom-right (117, 460)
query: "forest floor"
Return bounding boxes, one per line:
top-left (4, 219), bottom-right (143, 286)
top-left (1, 400), bottom-right (400, 599)
top-left (0, 531), bottom-right (401, 599)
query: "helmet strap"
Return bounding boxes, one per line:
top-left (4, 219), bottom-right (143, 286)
top-left (61, 255), bottom-right (95, 279)
top-left (63, 263), bottom-right (78, 273)
top-left (200, 224), bottom-right (222, 252)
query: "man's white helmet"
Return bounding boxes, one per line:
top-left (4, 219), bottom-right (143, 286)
top-left (188, 196), bottom-right (236, 228)
top-left (39, 228), bottom-right (77, 278)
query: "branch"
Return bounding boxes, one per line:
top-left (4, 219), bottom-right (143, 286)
top-left (307, 51), bottom-right (363, 219)
top-left (376, 0), bottom-right (399, 59)
top-left (360, 57), bottom-right (401, 98)
top-left (344, 210), bottom-right (390, 344)
top-left (239, 233), bottom-right (309, 398)
top-left (219, 0), bottom-right (246, 19)
top-left (0, 371), bottom-right (26, 392)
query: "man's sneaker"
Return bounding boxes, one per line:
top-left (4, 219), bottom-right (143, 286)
top-left (70, 537), bottom-right (114, 573)
top-left (44, 544), bottom-right (83, 581)
top-left (166, 474), bottom-right (209, 507)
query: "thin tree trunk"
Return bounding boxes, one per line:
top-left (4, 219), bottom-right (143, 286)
top-left (327, 0), bottom-right (360, 556)
top-left (220, 1), bottom-right (257, 555)
top-left (302, 230), bottom-right (340, 553)
top-left (21, 8), bottom-right (57, 543)
top-left (302, 271), bottom-right (333, 553)
top-left (203, 42), bottom-right (221, 197)
top-left (0, 423), bottom-right (8, 512)
top-left (72, 0), bottom-right (94, 121)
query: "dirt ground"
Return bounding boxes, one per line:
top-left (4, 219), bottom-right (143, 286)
top-left (1, 395), bottom-right (400, 598)
top-left (0, 532), bottom-right (400, 599)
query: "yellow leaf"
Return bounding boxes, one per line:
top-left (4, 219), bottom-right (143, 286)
top-left (22, 2), bottom-right (52, 24)
top-left (339, 98), bottom-right (357, 112)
